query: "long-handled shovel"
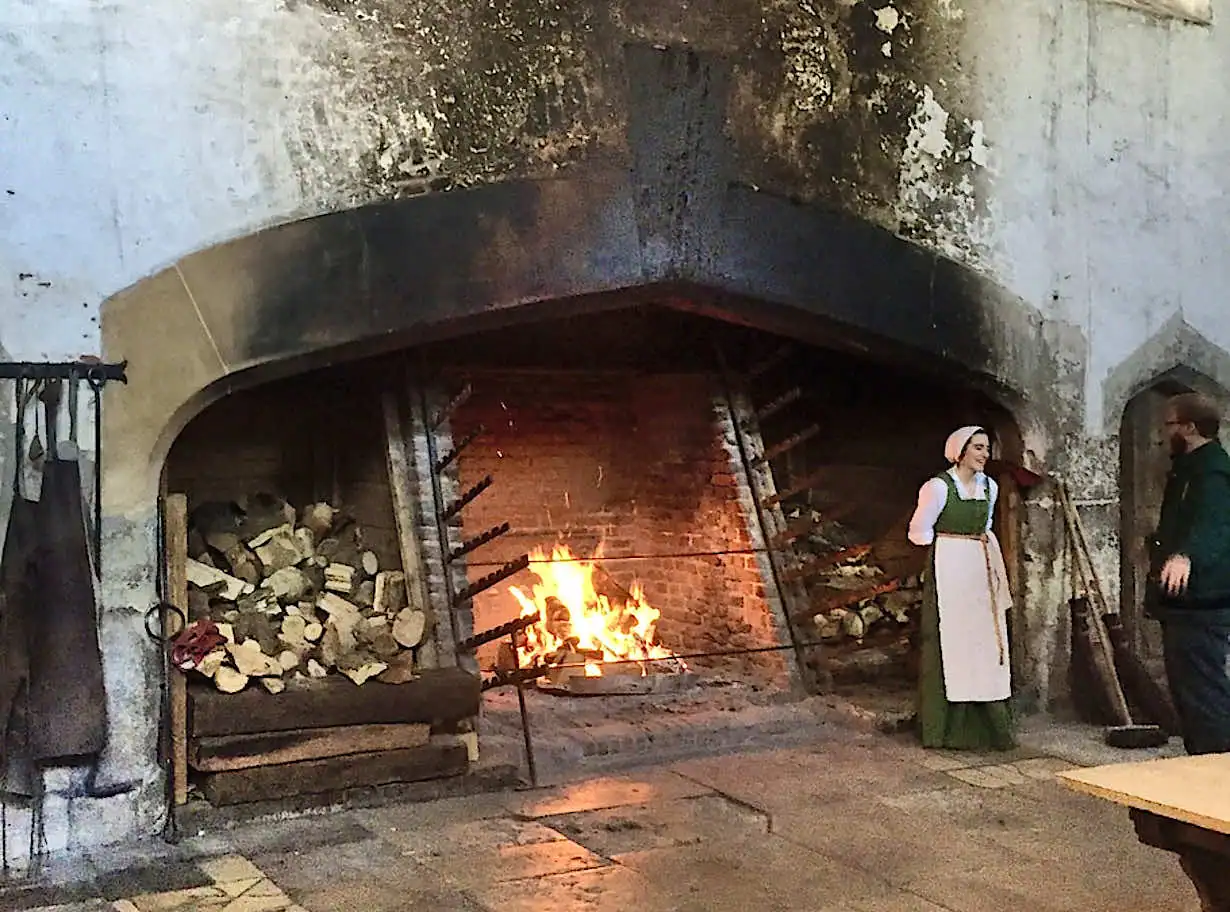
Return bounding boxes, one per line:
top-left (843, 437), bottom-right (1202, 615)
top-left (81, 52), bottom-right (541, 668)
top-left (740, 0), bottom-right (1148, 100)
top-left (1057, 481), bottom-right (1167, 749)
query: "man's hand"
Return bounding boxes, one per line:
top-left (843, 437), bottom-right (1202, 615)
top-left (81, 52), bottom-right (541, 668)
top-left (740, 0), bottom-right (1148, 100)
top-left (1160, 554), bottom-right (1192, 596)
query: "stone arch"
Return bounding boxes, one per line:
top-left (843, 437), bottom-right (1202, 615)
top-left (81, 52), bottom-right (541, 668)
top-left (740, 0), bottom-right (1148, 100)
top-left (100, 174), bottom-right (1061, 517)
top-left (1103, 314), bottom-right (1230, 435)
top-left (1113, 322), bottom-right (1230, 660)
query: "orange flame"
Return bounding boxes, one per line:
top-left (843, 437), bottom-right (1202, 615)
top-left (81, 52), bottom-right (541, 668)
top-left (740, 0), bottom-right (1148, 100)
top-left (508, 545), bottom-right (682, 676)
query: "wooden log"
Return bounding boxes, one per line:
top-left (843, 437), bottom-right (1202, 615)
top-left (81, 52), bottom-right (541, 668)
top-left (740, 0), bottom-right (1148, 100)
top-left (382, 391), bottom-right (443, 668)
top-left (200, 742), bottom-right (469, 806)
top-left (165, 493), bottom-right (191, 807)
top-left (373, 571), bottom-right (406, 614)
top-left (186, 558), bottom-right (253, 601)
top-left (801, 579), bottom-right (901, 620)
top-left (780, 544), bottom-right (873, 583)
top-left (189, 723), bottom-right (431, 772)
top-left (393, 608), bottom-right (428, 648)
top-left (188, 665), bottom-right (480, 737)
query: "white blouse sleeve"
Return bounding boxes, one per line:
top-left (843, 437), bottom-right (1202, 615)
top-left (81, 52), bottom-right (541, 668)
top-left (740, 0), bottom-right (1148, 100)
top-left (985, 475), bottom-right (999, 533)
top-left (908, 477), bottom-right (949, 546)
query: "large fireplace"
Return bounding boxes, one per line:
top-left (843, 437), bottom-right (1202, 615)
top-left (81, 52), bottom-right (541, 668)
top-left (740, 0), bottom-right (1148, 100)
top-left (446, 368), bottom-right (785, 681)
top-left (161, 304), bottom-right (1021, 802)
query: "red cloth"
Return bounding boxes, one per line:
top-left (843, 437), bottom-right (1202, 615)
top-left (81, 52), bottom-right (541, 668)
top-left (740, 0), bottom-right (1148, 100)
top-left (171, 620), bottom-right (226, 671)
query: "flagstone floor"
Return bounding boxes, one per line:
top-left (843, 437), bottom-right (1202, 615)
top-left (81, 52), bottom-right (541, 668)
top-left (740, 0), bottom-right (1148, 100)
top-left (2, 725), bottom-right (1200, 912)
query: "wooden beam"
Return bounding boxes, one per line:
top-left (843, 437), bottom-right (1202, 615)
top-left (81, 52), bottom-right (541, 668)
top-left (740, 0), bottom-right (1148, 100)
top-left (382, 391), bottom-right (439, 668)
top-left (201, 742), bottom-right (469, 806)
top-left (188, 666), bottom-right (480, 738)
top-left (164, 492), bottom-right (190, 807)
top-left (189, 723), bottom-right (431, 772)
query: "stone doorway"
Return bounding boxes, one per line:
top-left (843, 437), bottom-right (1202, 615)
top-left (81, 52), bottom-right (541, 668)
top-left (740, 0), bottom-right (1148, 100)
top-left (1118, 370), bottom-right (1230, 665)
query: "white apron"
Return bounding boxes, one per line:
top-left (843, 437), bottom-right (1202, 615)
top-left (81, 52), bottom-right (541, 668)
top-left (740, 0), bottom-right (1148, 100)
top-left (933, 531), bottom-right (1013, 702)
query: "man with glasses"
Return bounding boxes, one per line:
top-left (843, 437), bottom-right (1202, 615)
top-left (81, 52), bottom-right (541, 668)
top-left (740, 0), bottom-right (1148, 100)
top-left (1148, 392), bottom-right (1230, 754)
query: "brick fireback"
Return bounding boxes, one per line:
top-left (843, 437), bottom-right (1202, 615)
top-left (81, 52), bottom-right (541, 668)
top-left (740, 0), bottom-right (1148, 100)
top-left (448, 369), bottom-right (786, 680)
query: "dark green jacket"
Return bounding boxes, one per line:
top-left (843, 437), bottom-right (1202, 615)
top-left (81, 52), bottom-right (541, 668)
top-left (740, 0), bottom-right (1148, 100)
top-left (1150, 439), bottom-right (1230, 612)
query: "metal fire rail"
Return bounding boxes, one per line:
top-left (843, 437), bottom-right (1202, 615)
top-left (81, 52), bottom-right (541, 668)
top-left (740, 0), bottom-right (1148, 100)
top-left (712, 342), bottom-right (827, 693)
top-left (413, 366), bottom-right (539, 785)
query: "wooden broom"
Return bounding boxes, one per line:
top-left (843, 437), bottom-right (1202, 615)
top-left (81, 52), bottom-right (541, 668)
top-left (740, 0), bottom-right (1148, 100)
top-left (1057, 480), bottom-right (1167, 749)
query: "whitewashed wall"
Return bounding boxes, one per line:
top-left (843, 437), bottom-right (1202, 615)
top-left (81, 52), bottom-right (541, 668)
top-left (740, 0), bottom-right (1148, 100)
top-left (961, 1), bottom-right (1230, 431)
top-left (5, 1), bottom-right (1228, 434)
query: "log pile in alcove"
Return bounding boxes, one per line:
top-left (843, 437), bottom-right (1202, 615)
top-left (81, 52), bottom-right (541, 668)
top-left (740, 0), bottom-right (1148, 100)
top-left (784, 505), bottom-right (924, 651)
top-left (177, 493), bottom-right (430, 693)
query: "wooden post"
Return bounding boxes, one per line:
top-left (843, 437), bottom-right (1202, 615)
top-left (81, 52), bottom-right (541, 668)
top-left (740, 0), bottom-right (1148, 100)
top-left (382, 392), bottom-right (439, 668)
top-left (164, 492), bottom-right (190, 806)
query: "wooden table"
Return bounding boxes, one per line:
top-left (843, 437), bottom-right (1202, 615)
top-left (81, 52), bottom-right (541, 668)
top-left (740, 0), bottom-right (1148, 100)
top-left (1059, 755), bottom-right (1230, 911)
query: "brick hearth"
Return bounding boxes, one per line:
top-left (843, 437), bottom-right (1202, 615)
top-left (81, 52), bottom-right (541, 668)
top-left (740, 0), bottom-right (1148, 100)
top-left (447, 369), bottom-right (787, 681)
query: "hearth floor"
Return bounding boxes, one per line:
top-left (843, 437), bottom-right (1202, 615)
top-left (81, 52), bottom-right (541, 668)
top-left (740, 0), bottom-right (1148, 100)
top-left (477, 673), bottom-right (851, 784)
top-left (1, 722), bottom-right (1197, 912)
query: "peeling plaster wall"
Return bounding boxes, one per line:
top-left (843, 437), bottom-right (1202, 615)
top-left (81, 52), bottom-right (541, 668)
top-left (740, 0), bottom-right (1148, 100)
top-left (6, 0), bottom-right (1229, 425)
top-left (4, 0), bottom-right (1000, 365)
top-left (959, 0), bottom-right (1230, 435)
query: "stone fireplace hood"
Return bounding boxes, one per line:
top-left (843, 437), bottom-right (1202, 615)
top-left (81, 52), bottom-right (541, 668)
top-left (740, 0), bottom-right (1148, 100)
top-left (101, 170), bottom-right (1051, 517)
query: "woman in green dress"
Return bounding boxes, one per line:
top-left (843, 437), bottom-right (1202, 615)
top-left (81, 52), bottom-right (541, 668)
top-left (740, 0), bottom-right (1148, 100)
top-left (907, 426), bottom-right (1015, 751)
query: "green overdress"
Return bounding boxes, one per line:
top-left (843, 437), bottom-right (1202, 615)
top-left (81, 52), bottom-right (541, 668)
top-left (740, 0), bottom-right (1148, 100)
top-left (917, 473), bottom-right (1016, 751)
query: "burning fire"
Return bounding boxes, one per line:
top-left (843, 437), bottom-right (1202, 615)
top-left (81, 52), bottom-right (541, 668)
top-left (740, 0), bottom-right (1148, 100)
top-left (508, 545), bottom-right (684, 678)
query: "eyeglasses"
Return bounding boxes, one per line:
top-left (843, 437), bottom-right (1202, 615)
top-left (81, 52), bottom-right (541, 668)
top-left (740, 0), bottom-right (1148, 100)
top-left (1163, 420), bottom-right (1188, 428)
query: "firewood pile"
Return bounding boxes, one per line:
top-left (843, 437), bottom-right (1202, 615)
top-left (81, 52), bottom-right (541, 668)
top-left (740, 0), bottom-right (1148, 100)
top-left (811, 562), bottom-right (922, 643)
top-left (178, 493), bottom-right (431, 694)
top-left (785, 506), bottom-right (924, 645)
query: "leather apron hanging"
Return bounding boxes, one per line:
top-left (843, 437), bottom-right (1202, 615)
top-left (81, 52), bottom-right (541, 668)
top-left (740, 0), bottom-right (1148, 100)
top-left (24, 380), bottom-right (107, 761)
top-left (1, 380), bottom-right (40, 797)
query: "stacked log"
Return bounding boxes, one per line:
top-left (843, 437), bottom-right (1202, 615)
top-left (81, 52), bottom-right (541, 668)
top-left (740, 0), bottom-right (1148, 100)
top-left (780, 504), bottom-right (923, 645)
top-left (181, 493), bottom-right (430, 693)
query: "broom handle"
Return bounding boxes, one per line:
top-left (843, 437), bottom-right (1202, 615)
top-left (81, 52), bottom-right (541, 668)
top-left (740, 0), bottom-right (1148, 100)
top-left (1058, 481), bottom-right (1133, 723)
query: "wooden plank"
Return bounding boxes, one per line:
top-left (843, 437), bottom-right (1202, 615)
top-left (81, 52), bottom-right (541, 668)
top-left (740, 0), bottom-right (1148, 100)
top-left (165, 492), bottom-right (191, 806)
top-left (188, 666), bottom-right (480, 738)
top-left (382, 391), bottom-right (439, 669)
top-left (1059, 755), bottom-right (1230, 836)
top-left (189, 723), bottom-right (431, 772)
top-left (201, 742), bottom-right (469, 806)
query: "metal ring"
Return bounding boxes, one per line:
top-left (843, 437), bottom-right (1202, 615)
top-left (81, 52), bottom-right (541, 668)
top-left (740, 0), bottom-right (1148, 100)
top-left (144, 603), bottom-right (186, 643)
top-left (85, 366), bottom-right (107, 391)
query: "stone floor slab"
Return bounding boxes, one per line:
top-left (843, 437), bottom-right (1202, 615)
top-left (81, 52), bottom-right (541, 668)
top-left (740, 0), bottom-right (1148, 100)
top-left (245, 837), bottom-right (423, 898)
top-left (541, 794), bottom-right (769, 857)
top-left (294, 880), bottom-right (485, 912)
top-left (615, 834), bottom-right (901, 911)
top-left (393, 817), bottom-right (566, 858)
top-left (128, 885), bottom-right (229, 911)
top-left (424, 838), bottom-right (609, 888)
top-left (945, 767), bottom-right (1012, 789)
top-left (224, 816), bottom-right (375, 860)
top-left (673, 745), bottom-right (954, 813)
top-left (505, 770), bottom-right (712, 819)
top-left (467, 864), bottom-right (671, 912)
top-left (356, 792), bottom-right (511, 838)
top-left (198, 856), bottom-right (266, 887)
